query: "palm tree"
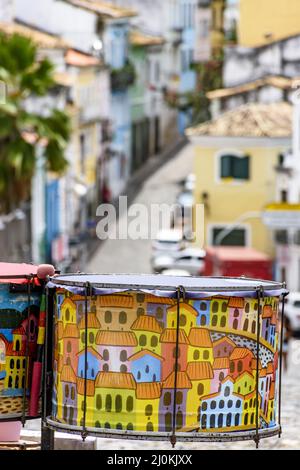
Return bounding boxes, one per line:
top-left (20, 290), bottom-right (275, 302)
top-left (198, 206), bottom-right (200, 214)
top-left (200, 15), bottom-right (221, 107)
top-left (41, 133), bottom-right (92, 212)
top-left (0, 32), bottom-right (71, 214)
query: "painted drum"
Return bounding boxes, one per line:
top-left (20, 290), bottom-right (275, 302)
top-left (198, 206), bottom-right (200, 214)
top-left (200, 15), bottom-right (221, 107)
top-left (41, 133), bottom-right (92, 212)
top-left (0, 263), bottom-right (47, 427)
top-left (45, 274), bottom-right (287, 446)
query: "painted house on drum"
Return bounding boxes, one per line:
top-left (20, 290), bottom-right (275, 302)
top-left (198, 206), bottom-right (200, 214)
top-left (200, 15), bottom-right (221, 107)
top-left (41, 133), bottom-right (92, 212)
top-left (52, 290), bottom-right (280, 433)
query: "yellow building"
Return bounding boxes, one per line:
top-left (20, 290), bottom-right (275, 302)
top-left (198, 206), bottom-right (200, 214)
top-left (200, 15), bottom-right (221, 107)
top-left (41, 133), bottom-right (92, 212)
top-left (135, 382), bottom-right (161, 432)
top-left (242, 389), bottom-right (261, 428)
top-left (131, 315), bottom-right (163, 355)
top-left (77, 377), bottom-right (96, 427)
top-left (166, 302), bottom-right (198, 337)
top-left (61, 298), bottom-right (77, 327)
top-left (211, 0), bottom-right (226, 56)
top-left (186, 102), bottom-right (292, 256)
top-left (239, 0), bottom-right (300, 47)
top-left (233, 371), bottom-right (255, 396)
top-left (185, 361), bottom-right (214, 427)
top-left (78, 313), bottom-right (101, 350)
top-left (187, 328), bottom-right (213, 364)
top-left (94, 371), bottom-right (136, 431)
top-left (210, 297), bottom-right (228, 329)
top-left (96, 293), bottom-right (137, 332)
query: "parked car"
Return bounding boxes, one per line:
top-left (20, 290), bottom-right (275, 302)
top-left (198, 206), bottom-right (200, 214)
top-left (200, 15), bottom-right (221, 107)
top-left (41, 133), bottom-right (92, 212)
top-left (152, 247), bottom-right (206, 275)
top-left (284, 292), bottom-right (300, 337)
top-left (161, 269), bottom-right (191, 276)
top-left (152, 229), bottom-right (185, 257)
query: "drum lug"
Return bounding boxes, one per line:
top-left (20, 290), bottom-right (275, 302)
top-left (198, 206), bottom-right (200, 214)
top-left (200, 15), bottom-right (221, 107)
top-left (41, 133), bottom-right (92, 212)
top-left (170, 434), bottom-right (177, 448)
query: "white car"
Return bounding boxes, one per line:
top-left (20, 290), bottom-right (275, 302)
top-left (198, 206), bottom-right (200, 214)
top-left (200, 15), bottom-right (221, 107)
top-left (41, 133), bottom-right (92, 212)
top-left (284, 293), bottom-right (300, 336)
top-left (161, 269), bottom-right (191, 277)
top-left (152, 247), bottom-right (206, 275)
top-left (152, 229), bottom-right (185, 257)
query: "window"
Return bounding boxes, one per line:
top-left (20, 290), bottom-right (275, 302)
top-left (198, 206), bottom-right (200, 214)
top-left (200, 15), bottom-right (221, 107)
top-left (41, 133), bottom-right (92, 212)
top-left (71, 387), bottom-right (75, 401)
top-left (212, 302), bottom-right (218, 313)
top-left (119, 311), bottom-right (127, 324)
top-left (243, 319), bottom-right (249, 331)
top-left (198, 383), bottom-right (204, 396)
top-left (145, 365), bottom-right (149, 374)
top-left (222, 302), bottom-right (227, 313)
top-left (228, 400), bottom-right (233, 408)
top-left (137, 307), bottom-right (145, 316)
top-left (202, 402), bottom-right (207, 411)
top-left (212, 315), bottom-right (218, 327)
top-left (219, 372), bottom-right (224, 382)
top-left (200, 302), bottom-right (207, 311)
top-left (137, 293), bottom-right (145, 303)
top-left (145, 404), bottom-right (153, 416)
top-left (201, 414), bottom-right (207, 429)
top-left (176, 391), bottom-right (183, 405)
top-left (237, 361), bottom-right (243, 373)
top-left (211, 400), bottom-right (217, 410)
top-left (244, 413), bottom-right (249, 425)
top-left (147, 422), bottom-right (154, 432)
top-left (203, 350), bottom-right (209, 360)
top-left (67, 341), bottom-right (72, 353)
top-left (220, 316), bottom-right (226, 328)
top-left (115, 395), bottom-right (122, 413)
top-left (251, 321), bottom-right (256, 334)
top-left (179, 314), bottom-right (186, 326)
top-left (224, 386), bottom-right (230, 397)
top-left (65, 384), bottom-right (69, 398)
top-left (127, 423), bottom-right (133, 430)
top-left (245, 303), bottom-right (250, 313)
top-left (151, 336), bottom-right (158, 348)
top-left (193, 350), bottom-right (200, 360)
top-left (219, 400), bottom-right (225, 409)
top-left (10, 359), bottom-right (14, 369)
top-left (16, 359), bottom-right (20, 370)
top-left (234, 308), bottom-right (239, 318)
top-left (104, 422), bottom-right (110, 429)
top-left (139, 335), bottom-right (147, 346)
top-left (95, 421), bottom-right (101, 428)
top-left (218, 413), bottom-right (223, 428)
top-left (164, 392), bottom-right (171, 406)
top-left (212, 227), bottom-right (246, 246)
top-left (103, 349), bottom-right (109, 361)
top-left (220, 154), bottom-right (250, 180)
top-left (156, 307), bottom-right (163, 319)
top-left (120, 350), bottom-right (127, 362)
top-left (230, 362), bottom-right (234, 373)
top-left (16, 340), bottom-right (20, 351)
top-left (126, 396), bottom-right (133, 412)
top-left (105, 395), bottom-right (112, 412)
top-left (200, 315), bottom-right (206, 326)
top-left (89, 332), bottom-right (94, 344)
top-left (226, 413), bottom-right (232, 427)
top-left (65, 308), bottom-right (70, 322)
top-left (165, 412), bottom-right (172, 432)
top-left (96, 394), bottom-right (102, 410)
top-left (235, 414), bottom-right (240, 426)
top-left (105, 310), bottom-right (112, 323)
top-left (120, 364), bottom-right (127, 372)
top-left (137, 371), bottom-right (141, 380)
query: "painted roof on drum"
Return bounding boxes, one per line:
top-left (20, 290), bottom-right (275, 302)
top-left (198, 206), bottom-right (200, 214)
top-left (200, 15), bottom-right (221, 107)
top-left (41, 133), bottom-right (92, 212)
top-left (188, 328), bottom-right (212, 348)
top-left (266, 362), bottom-right (274, 375)
top-left (167, 303), bottom-right (198, 316)
top-left (76, 346), bottom-right (102, 359)
top-left (186, 361), bottom-right (214, 380)
top-left (131, 315), bottom-right (162, 334)
top-left (128, 349), bottom-right (164, 362)
top-left (228, 297), bottom-right (245, 308)
top-left (262, 305), bottom-right (273, 319)
top-left (160, 328), bottom-right (189, 344)
top-left (213, 357), bottom-right (230, 370)
top-left (251, 358), bottom-right (262, 370)
top-left (97, 294), bottom-right (134, 308)
top-left (230, 347), bottom-right (254, 360)
top-left (259, 368), bottom-right (267, 378)
top-left (95, 371), bottom-right (136, 390)
top-left (213, 337), bottom-right (237, 349)
top-left (78, 313), bottom-right (101, 329)
top-left (12, 326), bottom-right (26, 335)
top-left (61, 365), bottom-right (77, 383)
top-left (0, 262), bottom-right (39, 284)
top-left (77, 377), bottom-right (95, 396)
top-left (136, 382), bottom-right (162, 399)
top-left (64, 324), bottom-right (80, 338)
top-left (145, 294), bottom-right (175, 305)
top-left (163, 371), bottom-right (192, 390)
top-left (6, 342), bottom-right (26, 356)
top-left (95, 330), bottom-right (137, 347)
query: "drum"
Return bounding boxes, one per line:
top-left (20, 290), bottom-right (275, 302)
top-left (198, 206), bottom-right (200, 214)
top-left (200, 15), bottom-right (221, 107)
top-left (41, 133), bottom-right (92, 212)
top-left (0, 263), bottom-right (54, 439)
top-left (45, 274), bottom-right (287, 446)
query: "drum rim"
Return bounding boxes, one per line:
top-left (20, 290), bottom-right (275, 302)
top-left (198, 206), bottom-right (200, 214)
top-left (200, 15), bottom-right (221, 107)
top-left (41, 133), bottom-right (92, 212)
top-left (45, 417), bottom-right (280, 442)
top-left (48, 273), bottom-right (285, 293)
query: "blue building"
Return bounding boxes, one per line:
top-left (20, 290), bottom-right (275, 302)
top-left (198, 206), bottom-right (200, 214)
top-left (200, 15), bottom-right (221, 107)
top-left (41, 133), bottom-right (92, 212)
top-left (191, 299), bottom-right (211, 326)
top-left (129, 349), bottom-right (163, 383)
top-left (77, 347), bottom-right (102, 380)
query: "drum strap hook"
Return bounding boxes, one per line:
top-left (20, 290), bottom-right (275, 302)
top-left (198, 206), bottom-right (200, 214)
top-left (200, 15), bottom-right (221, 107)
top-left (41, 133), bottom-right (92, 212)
top-left (254, 285), bottom-right (264, 449)
top-left (278, 285), bottom-right (288, 439)
top-left (82, 282), bottom-right (92, 441)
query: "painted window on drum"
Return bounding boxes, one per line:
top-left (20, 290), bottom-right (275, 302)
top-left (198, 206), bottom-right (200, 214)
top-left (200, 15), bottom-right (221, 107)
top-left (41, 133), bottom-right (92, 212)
top-left (200, 315), bottom-right (206, 326)
top-left (126, 396), bottom-right (134, 412)
top-left (103, 363), bottom-right (109, 372)
top-left (67, 341), bottom-right (71, 353)
top-left (137, 307), bottom-right (144, 316)
top-left (165, 412), bottom-right (172, 432)
top-left (105, 394), bottom-right (112, 412)
top-left (197, 383), bottom-right (204, 395)
top-left (105, 310), bottom-right (112, 323)
top-left (203, 350), bottom-right (209, 360)
top-left (10, 359), bottom-right (14, 369)
top-left (71, 387), bottom-right (75, 401)
top-left (127, 423), bottom-right (133, 430)
top-left (220, 316), bottom-right (226, 328)
top-left (179, 314), bottom-right (186, 326)
top-left (210, 415), bottom-right (215, 428)
top-left (95, 421), bottom-right (101, 428)
top-left (120, 365), bottom-right (127, 372)
top-left (120, 350), bottom-right (127, 362)
top-left (65, 384), bottom-right (69, 398)
top-left (156, 307), bottom-right (163, 319)
top-left (164, 392), bottom-right (171, 406)
top-left (212, 301), bottom-right (218, 313)
top-left (151, 336), bottom-right (158, 348)
top-left (89, 332), bottom-right (94, 344)
top-left (119, 311), bottom-right (127, 324)
top-left (224, 386), bottom-right (230, 397)
top-left (16, 359), bottom-right (20, 370)
top-left (65, 308), bottom-right (70, 322)
top-left (116, 423), bottom-right (122, 430)
top-left (176, 411), bottom-right (183, 429)
top-left (137, 293), bottom-right (145, 303)
top-left (147, 422), bottom-right (154, 432)
top-left (201, 414), bottom-right (207, 429)
top-left (115, 395), bottom-right (122, 413)
top-left (16, 340), bottom-right (20, 351)
top-left (193, 350), bottom-right (200, 360)
top-left (237, 361), bottom-right (243, 373)
top-left (243, 319), bottom-right (249, 331)
top-left (145, 404), bottom-right (153, 416)
top-left (230, 362), bottom-right (234, 373)
top-left (103, 349), bottom-right (109, 361)
top-left (176, 391), bottom-right (183, 405)
top-left (212, 315), bottom-right (218, 327)
top-left (139, 335), bottom-right (147, 346)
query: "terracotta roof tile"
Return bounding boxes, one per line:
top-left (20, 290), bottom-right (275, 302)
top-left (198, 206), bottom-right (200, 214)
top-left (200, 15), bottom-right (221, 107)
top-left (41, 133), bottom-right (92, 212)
top-left (145, 294), bottom-right (175, 305)
top-left (64, 324), bottom-right (80, 338)
top-left (96, 330), bottom-right (137, 346)
top-left (163, 371), bottom-right (192, 389)
top-left (266, 362), bottom-right (274, 374)
top-left (131, 315), bottom-right (162, 333)
top-left (188, 328), bottom-right (212, 348)
top-left (136, 382), bottom-right (162, 399)
top-left (77, 377), bottom-right (95, 396)
top-left (128, 349), bottom-right (164, 362)
top-left (65, 48), bottom-right (102, 67)
top-left (167, 303), bottom-right (198, 317)
top-left (98, 294), bottom-right (134, 308)
top-left (130, 29), bottom-right (165, 47)
top-left (230, 347), bottom-right (254, 360)
top-left (251, 358), bottom-right (262, 370)
top-left (228, 297), bottom-right (245, 308)
top-left (0, 21), bottom-right (69, 49)
top-left (95, 371), bottom-right (136, 389)
top-left (262, 305), bottom-right (273, 319)
top-left (64, 0), bottom-right (137, 18)
top-left (160, 328), bottom-right (189, 344)
top-left (213, 337), bottom-right (236, 348)
top-left (259, 368), bottom-right (267, 378)
top-left (186, 361), bottom-right (214, 380)
top-left (61, 365), bottom-right (77, 383)
top-left (213, 357), bottom-right (230, 370)
top-left (78, 313), bottom-right (101, 329)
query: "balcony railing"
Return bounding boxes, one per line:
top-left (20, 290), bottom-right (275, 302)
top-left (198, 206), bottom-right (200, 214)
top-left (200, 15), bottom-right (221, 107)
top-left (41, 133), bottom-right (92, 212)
top-left (110, 61), bottom-right (136, 92)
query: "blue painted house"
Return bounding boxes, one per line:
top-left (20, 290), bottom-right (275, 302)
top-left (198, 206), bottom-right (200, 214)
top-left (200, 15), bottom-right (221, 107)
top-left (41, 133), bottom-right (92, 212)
top-left (129, 349), bottom-right (163, 382)
top-left (77, 347), bottom-right (102, 380)
top-left (191, 299), bottom-right (211, 326)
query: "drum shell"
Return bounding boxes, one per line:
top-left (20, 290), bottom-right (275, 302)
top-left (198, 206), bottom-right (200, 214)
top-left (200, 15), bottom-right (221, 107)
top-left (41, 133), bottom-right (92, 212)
top-left (0, 281), bottom-right (42, 421)
top-left (49, 283), bottom-right (281, 440)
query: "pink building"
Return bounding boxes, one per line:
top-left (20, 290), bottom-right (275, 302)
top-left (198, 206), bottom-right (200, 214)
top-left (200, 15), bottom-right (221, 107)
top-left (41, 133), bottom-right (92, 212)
top-left (228, 297), bottom-right (245, 331)
top-left (211, 357), bottom-right (230, 393)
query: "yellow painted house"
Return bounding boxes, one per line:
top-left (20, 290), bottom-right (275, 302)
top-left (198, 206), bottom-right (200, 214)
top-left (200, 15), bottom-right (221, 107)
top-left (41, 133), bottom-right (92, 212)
top-left (187, 328), bottom-right (213, 364)
top-left (76, 377), bottom-right (96, 427)
top-left (234, 371), bottom-right (255, 396)
top-left (61, 298), bottom-right (77, 327)
top-left (239, 0), bottom-right (300, 47)
top-left (78, 312), bottom-right (101, 350)
top-left (185, 361), bottom-right (214, 427)
top-left (166, 303), bottom-right (198, 337)
top-left (131, 315), bottom-right (163, 355)
top-left (135, 382), bottom-right (162, 432)
top-left (186, 102), bottom-right (292, 256)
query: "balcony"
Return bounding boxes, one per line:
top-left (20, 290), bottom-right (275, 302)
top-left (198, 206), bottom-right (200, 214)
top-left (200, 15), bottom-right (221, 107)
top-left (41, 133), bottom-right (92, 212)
top-left (170, 26), bottom-right (183, 47)
top-left (110, 61), bottom-right (136, 92)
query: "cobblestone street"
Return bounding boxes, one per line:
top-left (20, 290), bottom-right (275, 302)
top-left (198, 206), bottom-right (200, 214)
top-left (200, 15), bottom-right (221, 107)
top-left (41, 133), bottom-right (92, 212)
top-left (88, 144), bottom-right (300, 451)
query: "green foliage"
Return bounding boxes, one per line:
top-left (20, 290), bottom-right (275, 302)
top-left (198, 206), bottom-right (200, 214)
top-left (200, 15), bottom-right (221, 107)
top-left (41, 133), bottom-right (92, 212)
top-left (0, 33), bottom-right (71, 214)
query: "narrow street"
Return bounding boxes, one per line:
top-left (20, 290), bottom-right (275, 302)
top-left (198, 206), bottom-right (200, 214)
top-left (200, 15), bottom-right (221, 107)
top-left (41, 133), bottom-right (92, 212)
top-left (87, 144), bottom-right (194, 274)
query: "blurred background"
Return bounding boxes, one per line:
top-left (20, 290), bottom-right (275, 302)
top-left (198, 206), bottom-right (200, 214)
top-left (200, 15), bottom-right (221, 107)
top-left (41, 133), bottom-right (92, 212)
top-left (1, 0), bottom-right (300, 449)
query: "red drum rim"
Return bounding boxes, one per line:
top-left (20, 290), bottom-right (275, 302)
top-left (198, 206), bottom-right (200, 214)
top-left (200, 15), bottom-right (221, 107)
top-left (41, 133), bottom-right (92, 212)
top-left (45, 417), bottom-right (281, 442)
top-left (48, 273), bottom-right (286, 293)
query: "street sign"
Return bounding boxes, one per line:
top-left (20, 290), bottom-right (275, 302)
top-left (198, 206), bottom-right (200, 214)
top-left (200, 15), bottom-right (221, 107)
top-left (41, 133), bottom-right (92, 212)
top-left (262, 203), bottom-right (300, 228)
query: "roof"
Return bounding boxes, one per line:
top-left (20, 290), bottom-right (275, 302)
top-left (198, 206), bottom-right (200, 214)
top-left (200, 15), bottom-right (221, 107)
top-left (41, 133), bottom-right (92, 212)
top-left (78, 313), bottom-right (101, 329)
top-left (64, 0), bottom-right (137, 19)
top-left (251, 358), bottom-right (262, 371)
top-left (206, 75), bottom-right (299, 100)
top-left (96, 330), bottom-right (137, 346)
top-left (95, 371), bottom-right (136, 389)
top-left (228, 297), bottom-right (245, 309)
top-left (129, 29), bottom-right (165, 47)
top-left (230, 347), bottom-right (254, 360)
top-left (186, 361), bottom-right (214, 380)
top-left (131, 315), bottom-right (162, 333)
top-left (136, 382), bottom-right (162, 399)
top-left (262, 305), bottom-right (273, 319)
top-left (97, 294), bottom-right (134, 308)
top-left (234, 371), bottom-right (254, 382)
top-left (163, 371), bottom-right (192, 389)
top-left (213, 337), bottom-right (236, 349)
top-left (259, 368), bottom-right (267, 378)
top-left (167, 303), bottom-right (198, 317)
top-left (61, 365), bottom-right (77, 383)
top-left (213, 357), bottom-right (230, 370)
top-left (145, 294), bottom-right (175, 305)
top-left (186, 102), bottom-right (292, 139)
top-left (76, 346), bottom-right (103, 359)
top-left (188, 328), bottom-right (212, 348)
top-left (0, 21), bottom-right (69, 49)
top-left (12, 326), bottom-right (26, 335)
top-left (206, 246), bottom-right (271, 262)
top-left (128, 349), bottom-right (164, 362)
top-left (6, 342), bottom-right (26, 356)
top-left (160, 328), bottom-right (189, 344)
top-left (64, 324), bottom-right (80, 338)
top-left (77, 377), bottom-right (95, 396)
top-left (271, 312), bottom-right (277, 326)
top-left (65, 48), bottom-right (102, 67)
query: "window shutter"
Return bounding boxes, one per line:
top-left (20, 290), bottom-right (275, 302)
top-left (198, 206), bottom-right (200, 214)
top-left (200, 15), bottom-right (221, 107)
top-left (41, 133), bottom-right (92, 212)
top-left (221, 155), bottom-right (232, 178)
top-left (234, 156), bottom-right (249, 179)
